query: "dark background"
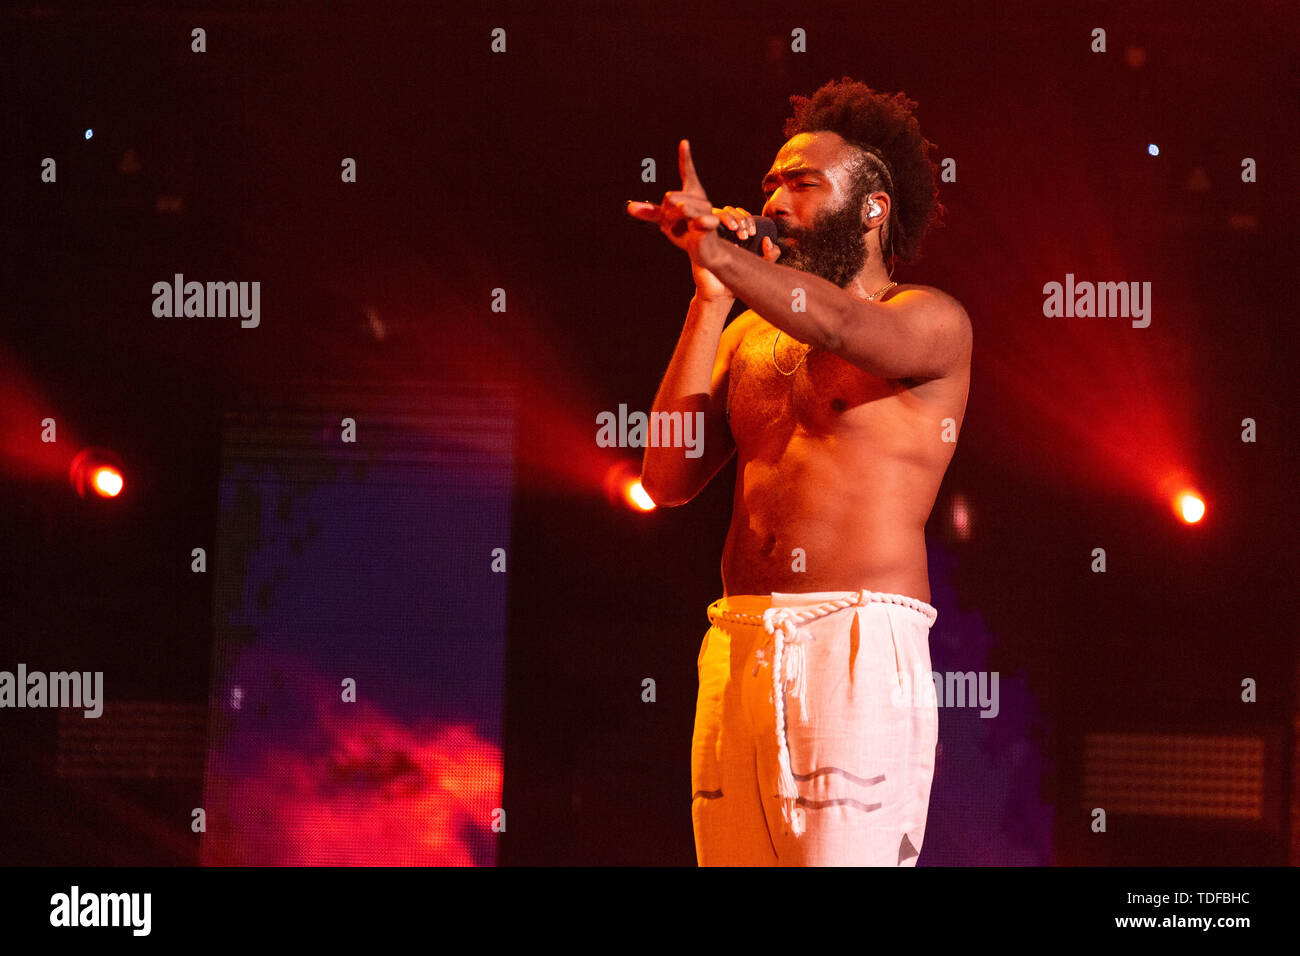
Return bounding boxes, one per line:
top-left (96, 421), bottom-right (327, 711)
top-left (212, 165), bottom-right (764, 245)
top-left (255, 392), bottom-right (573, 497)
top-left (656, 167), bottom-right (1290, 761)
top-left (2, 0), bottom-right (1296, 865)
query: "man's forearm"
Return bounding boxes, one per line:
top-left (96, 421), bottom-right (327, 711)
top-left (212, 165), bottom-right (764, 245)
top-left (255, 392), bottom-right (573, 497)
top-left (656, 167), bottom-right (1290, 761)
top-left (700, 234), bottom-right (867, 350)
top-left (640, 293), bottom-right (732, 502)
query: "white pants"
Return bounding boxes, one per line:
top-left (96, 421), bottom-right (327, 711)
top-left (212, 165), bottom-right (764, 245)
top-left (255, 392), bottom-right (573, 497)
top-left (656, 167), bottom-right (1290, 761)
top-left (691, 590), bottom-right (939, 866)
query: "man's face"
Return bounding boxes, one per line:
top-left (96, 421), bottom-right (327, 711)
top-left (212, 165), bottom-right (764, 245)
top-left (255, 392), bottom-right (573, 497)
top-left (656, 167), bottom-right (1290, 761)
top-left (761, 132), bottom-right (874, 287)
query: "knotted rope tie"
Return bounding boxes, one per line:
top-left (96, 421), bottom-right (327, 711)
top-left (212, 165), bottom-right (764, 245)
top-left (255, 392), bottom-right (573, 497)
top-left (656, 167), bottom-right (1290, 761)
top-left (763, 606), bottom-right (810, 837)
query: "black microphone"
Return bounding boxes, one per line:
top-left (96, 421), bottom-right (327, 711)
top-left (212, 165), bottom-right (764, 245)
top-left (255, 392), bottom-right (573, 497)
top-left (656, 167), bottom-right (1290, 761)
top-left (716, 215), bottom-right (779, 254)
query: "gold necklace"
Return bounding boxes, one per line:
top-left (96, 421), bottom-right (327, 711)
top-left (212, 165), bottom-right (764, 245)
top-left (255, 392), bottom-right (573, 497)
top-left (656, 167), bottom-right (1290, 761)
top-left (771, 280), bottom-right (898, 375)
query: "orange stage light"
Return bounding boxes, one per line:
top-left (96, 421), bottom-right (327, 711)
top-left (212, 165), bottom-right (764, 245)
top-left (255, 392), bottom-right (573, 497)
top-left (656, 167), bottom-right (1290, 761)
top-left (604, 460), bottom-right (656, 512)
top-left (1175, 490), bottom-right (1205, 524)
top-left (626, 479), bottom-right (656, 512)
top-left (70, 447), bottom-right (126, 500)
top-left (91, 466), bottom-right (124, 497)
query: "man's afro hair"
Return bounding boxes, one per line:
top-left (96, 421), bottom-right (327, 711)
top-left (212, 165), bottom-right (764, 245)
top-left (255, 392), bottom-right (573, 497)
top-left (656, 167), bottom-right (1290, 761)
top-left (783, 77), bottom-right (945, 264)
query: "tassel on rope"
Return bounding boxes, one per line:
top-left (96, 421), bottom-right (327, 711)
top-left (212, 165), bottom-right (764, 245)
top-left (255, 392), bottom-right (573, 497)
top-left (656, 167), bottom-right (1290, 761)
top-left (764, 608), bottom-right (806, 837)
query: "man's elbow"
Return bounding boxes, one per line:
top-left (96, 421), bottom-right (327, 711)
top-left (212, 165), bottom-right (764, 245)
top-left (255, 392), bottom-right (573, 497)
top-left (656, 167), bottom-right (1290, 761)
top-left (639, 473), bottom-right (691, 508)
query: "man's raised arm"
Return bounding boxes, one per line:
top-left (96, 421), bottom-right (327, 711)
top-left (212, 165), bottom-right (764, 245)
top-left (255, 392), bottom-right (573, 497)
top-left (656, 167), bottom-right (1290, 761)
top-left (701, 239), bottom-right (971, 381)
top-left (628, 140), bottom-right (778, 505)
top-left (639, 294), bottom-right (742, 507)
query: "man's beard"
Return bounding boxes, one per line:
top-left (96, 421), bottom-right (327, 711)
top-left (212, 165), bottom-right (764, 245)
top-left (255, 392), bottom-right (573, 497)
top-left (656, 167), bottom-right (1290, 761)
top-left (773, 184), bottom-right (872, 287)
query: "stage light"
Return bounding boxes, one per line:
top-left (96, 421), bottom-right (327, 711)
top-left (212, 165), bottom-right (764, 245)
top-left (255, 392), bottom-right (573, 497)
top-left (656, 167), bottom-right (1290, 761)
top-left (69, 447), bottom-right (126, 500)
top-left (1174, 490), bottom-right (1205, 524)
top-left (1148, 144), bottom-right (1159, 156)
top-left (627, 479), bottom-right (656, 512)
top-left (604, 460), bottom-right (656, 512)
top-left (948, 492), bottom-right (972, 541)
top-left (84, 129), bottom-right (93, 140)
top-left (92, 466), bottom-right (123, 497)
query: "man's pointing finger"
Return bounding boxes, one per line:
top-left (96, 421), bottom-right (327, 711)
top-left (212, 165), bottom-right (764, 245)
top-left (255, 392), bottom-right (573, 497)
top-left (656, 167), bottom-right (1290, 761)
top-left (679, 139), bottom-right (705, 193)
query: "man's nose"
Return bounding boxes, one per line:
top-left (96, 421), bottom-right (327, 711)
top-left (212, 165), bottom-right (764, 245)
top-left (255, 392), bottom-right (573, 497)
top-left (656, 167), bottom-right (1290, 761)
top-left (763, 204), bottom-right (793, 235)
top-left (763, 206), bottom-right (791, 232)
top-left (762, 192), bottom-right (789, 221)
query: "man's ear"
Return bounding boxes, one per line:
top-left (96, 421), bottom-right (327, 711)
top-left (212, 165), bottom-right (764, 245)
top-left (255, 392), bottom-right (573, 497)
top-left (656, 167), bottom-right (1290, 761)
top-left (862, 193), bottom-right (892, 255)
top-left (862, 191), bottom-right (890, 228)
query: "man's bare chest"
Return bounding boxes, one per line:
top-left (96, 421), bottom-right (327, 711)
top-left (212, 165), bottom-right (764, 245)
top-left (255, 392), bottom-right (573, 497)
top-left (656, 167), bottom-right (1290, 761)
top-left (726, 320), bottom-right (905, 441)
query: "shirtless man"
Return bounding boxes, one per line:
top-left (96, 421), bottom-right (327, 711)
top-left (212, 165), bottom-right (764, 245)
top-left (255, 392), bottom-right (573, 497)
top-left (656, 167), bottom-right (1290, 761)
top-left (628, 80), bottom-right (970, 866)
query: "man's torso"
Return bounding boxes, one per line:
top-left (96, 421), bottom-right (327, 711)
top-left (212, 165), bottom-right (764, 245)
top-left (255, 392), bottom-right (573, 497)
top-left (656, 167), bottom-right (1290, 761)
top-left (722, 285), bottom-right (970, 601)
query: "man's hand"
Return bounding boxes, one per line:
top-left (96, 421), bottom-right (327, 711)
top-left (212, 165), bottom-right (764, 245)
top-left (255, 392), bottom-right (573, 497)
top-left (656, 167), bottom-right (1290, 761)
top-left (627, 140), bottom-right (781, 300)
top-left (626, 140), bottom-right (722, 259)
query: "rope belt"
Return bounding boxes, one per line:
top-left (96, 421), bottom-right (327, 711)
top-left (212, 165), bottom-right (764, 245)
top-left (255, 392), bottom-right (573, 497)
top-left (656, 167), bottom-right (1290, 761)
top-left (706, 589), bottom-right (938, 837)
